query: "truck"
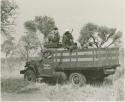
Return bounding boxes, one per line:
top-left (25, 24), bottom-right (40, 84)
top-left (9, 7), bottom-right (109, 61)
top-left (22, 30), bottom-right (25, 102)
top-left (20, 47), bottom-right (120, 86)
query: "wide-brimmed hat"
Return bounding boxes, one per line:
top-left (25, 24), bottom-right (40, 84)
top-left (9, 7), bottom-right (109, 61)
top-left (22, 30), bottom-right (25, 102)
top-left (53, 27), bottom-right (58, 30)
top-left (65, 29), bottom-right (71, 33)
top-left (65, 29), bottom-right (70, 32)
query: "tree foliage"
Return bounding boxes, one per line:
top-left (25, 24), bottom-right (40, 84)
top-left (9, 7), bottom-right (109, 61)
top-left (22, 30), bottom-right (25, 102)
top-left (21, 17), bottom-right (54, 60)
top-left (23, 16), bottom-right (56, 48)
top-left (24, 20), bottom-right (37, 33)
top-left (18, 32), bottom-right (40, 61)
top-left (21, 33), bottom-right (40, 50)
top-left (1, 0), bottom-right (18, 36)
top-left (1, 37), bottom-right (14, 57)
top-left (35, 16), bottom-right (56, 37)
top-left (79, 23), bottom-right (122, 48)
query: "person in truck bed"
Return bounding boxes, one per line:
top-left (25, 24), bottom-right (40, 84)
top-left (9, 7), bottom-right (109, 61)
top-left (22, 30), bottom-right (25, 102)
top-left (62, 29), bottom-right (77, 51)
top-left (48, 27), bottom-right (60, 44)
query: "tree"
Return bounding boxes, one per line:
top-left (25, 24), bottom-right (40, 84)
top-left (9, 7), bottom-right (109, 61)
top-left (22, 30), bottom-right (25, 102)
top-left (1, 37), bottom-right (15, 71)
top-left (24, 20), bottom-right (43, 48)
top-left (1, 0), bottom-right (18, 37)
top-left (35, 16), bottom-right (56, 40)
top-left (16, 19), bottom-right (43, 61)
top-left (17, 16), bottom-right (57, 60)
top-left (18, 32), bottom-right (40, 61)
top-left (1, 37), bottom-right (14, 57)
top-left (23, 16), bottom-right (56, 46)
top-left (24, 20), bottom-right (37, 33)
top-left (78, 23), bottom-right (122, 48)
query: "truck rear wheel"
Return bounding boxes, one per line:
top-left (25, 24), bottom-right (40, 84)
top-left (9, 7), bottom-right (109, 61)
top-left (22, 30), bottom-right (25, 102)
top-left (96, 77), bottom-right (105, 83)
top-left (69, 73), bottom-right (86, 87)
top-left (24, 69), bottom-right (36, 82)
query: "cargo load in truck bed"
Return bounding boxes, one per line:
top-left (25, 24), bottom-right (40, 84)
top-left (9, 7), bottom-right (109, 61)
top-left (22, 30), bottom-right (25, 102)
top-left (53, 48), bottom-right (119, 70)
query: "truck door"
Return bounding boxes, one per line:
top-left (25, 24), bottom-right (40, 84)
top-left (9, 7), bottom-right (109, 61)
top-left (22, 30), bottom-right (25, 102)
top-left (38, 52), bottom-right (54, 77)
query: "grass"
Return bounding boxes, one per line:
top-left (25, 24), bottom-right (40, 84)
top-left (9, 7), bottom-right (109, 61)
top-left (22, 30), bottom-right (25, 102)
top-left (1, 58), bottom-right (124, 101)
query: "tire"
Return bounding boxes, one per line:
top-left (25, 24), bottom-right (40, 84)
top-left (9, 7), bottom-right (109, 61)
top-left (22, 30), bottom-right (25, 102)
top-left (24, 69), bottom-right (36, 82)
top-left (69, 72), bottom-right (86, 87)
top-left (96, 77), bottom-right (105, 83)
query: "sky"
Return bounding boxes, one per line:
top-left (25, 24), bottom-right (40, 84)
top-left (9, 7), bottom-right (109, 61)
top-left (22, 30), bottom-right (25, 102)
top-left (11, 0), bottom-right (125, 42)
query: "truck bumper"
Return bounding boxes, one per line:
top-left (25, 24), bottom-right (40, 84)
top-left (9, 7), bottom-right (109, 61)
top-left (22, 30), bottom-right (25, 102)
top-left (104, 68), bottom-right (116, 75)
top-left (20, 70), bottom-right (26, 74)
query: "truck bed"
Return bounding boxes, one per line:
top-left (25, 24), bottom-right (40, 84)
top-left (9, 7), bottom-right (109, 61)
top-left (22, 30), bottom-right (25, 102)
top-left (52, 48), bottom-right (119, 70)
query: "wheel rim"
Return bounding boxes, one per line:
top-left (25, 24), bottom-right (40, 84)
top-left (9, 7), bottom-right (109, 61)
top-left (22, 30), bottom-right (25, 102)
top-left (72, 74), bottom-right (81, 85)
top-left (69, 73), bottom-right (86, 87)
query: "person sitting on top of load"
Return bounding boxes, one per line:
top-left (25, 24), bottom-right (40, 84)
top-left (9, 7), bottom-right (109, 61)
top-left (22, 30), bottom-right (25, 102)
top-left (62, 29), bottom-right (77, 50)
top-left (48, 27), bottom-right (60, 44)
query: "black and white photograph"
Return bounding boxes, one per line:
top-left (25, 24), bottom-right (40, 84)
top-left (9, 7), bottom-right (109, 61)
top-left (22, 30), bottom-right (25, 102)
top-left (1, 0), bottom-right (124, 101)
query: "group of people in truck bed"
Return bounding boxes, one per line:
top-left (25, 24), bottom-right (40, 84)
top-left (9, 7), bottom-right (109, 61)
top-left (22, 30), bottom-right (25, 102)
top-left (47, 27), bottom-right (78, 50)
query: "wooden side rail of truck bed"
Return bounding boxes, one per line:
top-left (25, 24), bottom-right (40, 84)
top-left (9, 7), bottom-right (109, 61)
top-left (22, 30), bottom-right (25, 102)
top-left (52, 48), bottom-right (119, 70)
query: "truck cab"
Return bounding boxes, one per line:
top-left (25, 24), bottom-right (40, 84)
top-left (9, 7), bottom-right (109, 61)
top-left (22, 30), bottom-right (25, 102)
top-left (20, 49), bottom-right (55, 81)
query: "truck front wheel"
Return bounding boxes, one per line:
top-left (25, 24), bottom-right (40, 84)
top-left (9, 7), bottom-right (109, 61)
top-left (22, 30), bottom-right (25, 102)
top-left (24, 69), bottom-right (36, 82)
top-left (69, 73), bottom-right (86, 87)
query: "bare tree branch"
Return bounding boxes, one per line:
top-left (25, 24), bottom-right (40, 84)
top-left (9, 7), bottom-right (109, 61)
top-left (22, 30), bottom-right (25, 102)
top-left (90, 34), bottom-right (99, 48)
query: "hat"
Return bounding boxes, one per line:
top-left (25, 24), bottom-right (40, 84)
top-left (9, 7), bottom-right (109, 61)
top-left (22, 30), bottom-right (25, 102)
top-left (65, 29), bottom-right (71, 33)
top-left (65, 29), bottom-right (70, 32)
top-left (53, 27), bottom-right (58, 30)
